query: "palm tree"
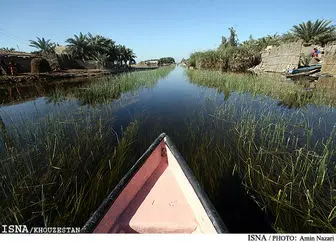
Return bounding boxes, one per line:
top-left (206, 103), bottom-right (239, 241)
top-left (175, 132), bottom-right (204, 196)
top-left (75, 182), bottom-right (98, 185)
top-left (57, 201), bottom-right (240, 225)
top-left (313, 32), bottom-right (336, 46)
top-left (29, 37), bottom-right (56, 54)
top-left (65, 32), bottom-right (90, 61)
top-left (125, 48), bottom-right (136, 66)
top-left (0, 47), bottom-right (15, 52)
top-left (115, 45), bottom-right (125, 66)
top-left (291, 19), bottom-right (336, 45)
top-left (87, 33), bottom-right (105, 55)
top-left (65, 32), bottom-right (135, 68)
top-left (92, 52), bottom-right (109, 69)
top-left (105, 40), bottom-right (118, 64)
top-left (116, 46), bottom-right (136, 67)
top-left (86, 33), bottom-right (120, 67)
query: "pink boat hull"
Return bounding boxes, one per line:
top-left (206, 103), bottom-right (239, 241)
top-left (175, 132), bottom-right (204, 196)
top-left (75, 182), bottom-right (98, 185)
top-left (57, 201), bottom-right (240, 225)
top-left (82, 134), bottom-right (227, 233)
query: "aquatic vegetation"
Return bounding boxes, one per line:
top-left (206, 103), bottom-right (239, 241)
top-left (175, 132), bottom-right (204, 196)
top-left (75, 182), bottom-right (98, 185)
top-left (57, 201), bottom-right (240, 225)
top-left (0, 107), bottom-right (141, 227)
top-left (74, 67), bottom-right (173, 105)
top-left (127, 90), bottom-right (336, 232)
top-left (186, 69), bottom-right (336, 232)
top-left (188, 45), bottom-right (260, 72)
top-left (187, 27), bottom-right (261, 72)
top-left (187, 69), bottom-right (336, 107)
top-left (1, 67), bottom-right (335, 233)
top-left (0, 67), bottom-right (174, 228)
top-left (211, 99), bottom-right (336, 232)
top-left (47, 88), bottom-right (67, 104)
top-left (49, 66), bottom-right (174, 105)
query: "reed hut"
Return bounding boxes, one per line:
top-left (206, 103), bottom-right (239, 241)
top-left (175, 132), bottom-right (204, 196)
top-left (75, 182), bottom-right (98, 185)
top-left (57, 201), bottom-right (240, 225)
top-left (31, 58), bottom-right (51, 73)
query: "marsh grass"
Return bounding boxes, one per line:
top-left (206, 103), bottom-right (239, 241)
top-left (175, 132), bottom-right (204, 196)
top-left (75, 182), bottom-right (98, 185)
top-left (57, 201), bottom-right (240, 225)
top-left (186, 69), bottom-right (336, 232)
top-left (49, 66), bottom-right (174, 105)
top-left (211, 99), bottom-right (336, 232)
top-left (0, 107), bottom-right (142, 227)
top-left (187, 69), bottom-right (336, 107)
top-left (159, 93), bottom-right (336, 232)
top-left (0, 66), bottom-right (175, 228)
top-left (1, 66), bottom-right (336, 233)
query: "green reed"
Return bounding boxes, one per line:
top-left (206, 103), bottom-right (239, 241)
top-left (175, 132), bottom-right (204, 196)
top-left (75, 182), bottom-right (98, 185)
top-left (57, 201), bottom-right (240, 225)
top-left (226, 108), bottom-right (336, 233)
top-left (1, 66), bottom-right (335, 233)
top-left (49, 66), bottom-right (174, 105)
top-left (186, 69), bottom-right (336, 232)
top-left (187, 69), bottom-right (336, 107)
top-left (0, 106), bottom-right (143, 227)
top-left (0, 66), bottom-right (175, 228)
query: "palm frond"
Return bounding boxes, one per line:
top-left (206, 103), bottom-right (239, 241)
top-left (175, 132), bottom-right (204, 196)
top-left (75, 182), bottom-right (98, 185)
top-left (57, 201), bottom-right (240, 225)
top-left (291, 19), bottom-right (336, 45)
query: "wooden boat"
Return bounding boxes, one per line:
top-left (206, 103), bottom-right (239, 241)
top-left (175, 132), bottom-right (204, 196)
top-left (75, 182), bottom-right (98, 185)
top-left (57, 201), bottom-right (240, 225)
top-left (81, 133), bottom-right (227, 233)
top-left (286, 64), bottom-right (322, 77)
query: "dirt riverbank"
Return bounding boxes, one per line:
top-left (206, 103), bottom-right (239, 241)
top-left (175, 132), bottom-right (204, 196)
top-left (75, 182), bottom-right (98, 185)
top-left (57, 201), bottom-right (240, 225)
top-left (0, 66), bottom-right (158, 85)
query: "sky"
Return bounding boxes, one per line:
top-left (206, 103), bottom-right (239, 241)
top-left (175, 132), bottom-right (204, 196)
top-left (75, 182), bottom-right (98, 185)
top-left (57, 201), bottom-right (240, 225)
top-left (0, 0), bottom-right (335, 62)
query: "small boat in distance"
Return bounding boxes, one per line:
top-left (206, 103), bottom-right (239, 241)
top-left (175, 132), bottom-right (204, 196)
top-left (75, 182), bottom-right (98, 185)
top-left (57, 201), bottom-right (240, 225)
top-left (286, 64), bottom-right (322, 77)
top-left (81, 133), bottom-right (228, 233)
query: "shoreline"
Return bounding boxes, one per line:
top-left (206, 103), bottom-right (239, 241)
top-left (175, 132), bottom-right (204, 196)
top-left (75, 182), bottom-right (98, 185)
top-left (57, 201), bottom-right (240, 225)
top-left (0, 66), bottom-right (159, 85)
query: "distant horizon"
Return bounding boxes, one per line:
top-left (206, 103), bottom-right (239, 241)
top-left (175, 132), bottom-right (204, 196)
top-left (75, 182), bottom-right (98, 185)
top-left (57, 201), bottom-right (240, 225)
top-left (1, 0), bottom-right (335, 63)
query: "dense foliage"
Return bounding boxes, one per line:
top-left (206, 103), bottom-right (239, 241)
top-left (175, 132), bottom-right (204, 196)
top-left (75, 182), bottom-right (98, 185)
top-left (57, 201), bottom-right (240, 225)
top-left (188, 28), bottom-right (263, 72)
top-left (187, 19), bottom-right (336, 72)
top-left (292, 19), bottom-right (336, 46)
top-left (65, 32), bottom-right (136, 67)
top-left (29, 37), bottom-right (56, 54)
top-left (29, 33), bottom-right (136, 68)
top-left (158, 57), bottom-right (175, 65)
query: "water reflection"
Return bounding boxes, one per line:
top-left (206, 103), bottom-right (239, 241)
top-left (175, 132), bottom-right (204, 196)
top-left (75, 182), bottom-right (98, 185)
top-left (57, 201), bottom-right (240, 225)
top-left (0, 78), bottom-right (90, 105)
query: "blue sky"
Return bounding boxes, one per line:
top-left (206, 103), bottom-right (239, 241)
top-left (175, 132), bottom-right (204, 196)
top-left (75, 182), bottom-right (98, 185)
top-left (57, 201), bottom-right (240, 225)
top-left (0, 0), bottom-right (335, 62)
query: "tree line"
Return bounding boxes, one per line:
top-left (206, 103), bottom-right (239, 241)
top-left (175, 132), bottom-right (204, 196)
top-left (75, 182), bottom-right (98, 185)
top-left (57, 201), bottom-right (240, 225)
top-left (158, 57), bottom-right (175, 65)
top-left (28, 32), bottom-right (136, 67)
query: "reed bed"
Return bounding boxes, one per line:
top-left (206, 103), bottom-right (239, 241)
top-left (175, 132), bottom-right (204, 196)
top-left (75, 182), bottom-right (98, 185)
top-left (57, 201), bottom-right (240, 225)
top-left (0, 67), bottom-right (175, 228)
top-left (187, 69), bottom-right (336, 232)
top-left (1, 66), bottom-right (335, 233)
top-left (0, 106), bottom-right (143, 227)
top-left (213, 100), bottom-right (336, 232)
top-left (187, 69), bottom-right (336, 107)
top-left (50, 66), bottom-right (174, 105)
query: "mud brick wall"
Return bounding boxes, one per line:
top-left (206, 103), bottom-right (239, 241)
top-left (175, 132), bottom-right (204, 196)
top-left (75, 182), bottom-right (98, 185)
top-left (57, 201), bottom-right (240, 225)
top-left (254, 41), bottom-right (303, 73)
top-left (3, 56), bottom-right (32, 73)
top-left (322, 44), bottom-right (336, 75)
